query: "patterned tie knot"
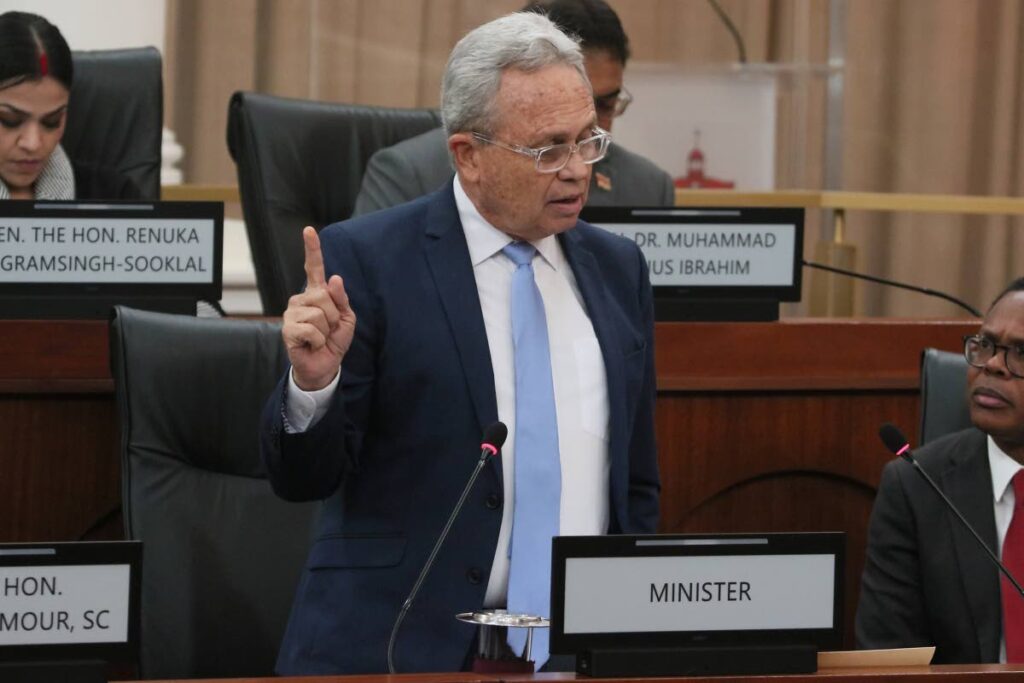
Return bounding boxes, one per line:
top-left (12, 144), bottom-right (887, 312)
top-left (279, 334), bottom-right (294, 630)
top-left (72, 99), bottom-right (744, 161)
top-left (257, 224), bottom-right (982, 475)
top-left (503, 241), bottom-right (536, 267)
top-left (1013, 470), bottom-right (1024, 508)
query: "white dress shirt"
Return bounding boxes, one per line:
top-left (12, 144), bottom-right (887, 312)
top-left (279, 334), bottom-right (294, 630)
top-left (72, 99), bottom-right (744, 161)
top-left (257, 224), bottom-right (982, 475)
top-left (989, 435), bottom-right (1023, 663)
top-left (286, 175), bottom-right (610, 608)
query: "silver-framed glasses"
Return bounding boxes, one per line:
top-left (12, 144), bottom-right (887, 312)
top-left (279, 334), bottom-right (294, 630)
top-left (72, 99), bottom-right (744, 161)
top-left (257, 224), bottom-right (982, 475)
top-left (472, 127), bottom-right (611, 173)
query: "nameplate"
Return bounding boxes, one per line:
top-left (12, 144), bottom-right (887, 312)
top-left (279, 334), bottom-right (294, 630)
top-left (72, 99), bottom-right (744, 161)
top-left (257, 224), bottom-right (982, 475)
top-left (0, 201), bottom-right (223, 318)
top-left (581, 206), bottom-right (803, 301)
top-left (564, 552), bottom-right (834, 634)
top-left (0, 542), bottom-right (140, 659)
top-left (603, 222), bottom-right (797, 287)
top-left (0, 203), bottom-right (220, 285)
top-left (551, 533), bottom-right (843, 654)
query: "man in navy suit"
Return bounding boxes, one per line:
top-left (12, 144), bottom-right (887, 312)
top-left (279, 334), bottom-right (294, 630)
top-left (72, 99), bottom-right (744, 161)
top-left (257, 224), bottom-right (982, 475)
top-left (261, 11), bottom-right (660, 676)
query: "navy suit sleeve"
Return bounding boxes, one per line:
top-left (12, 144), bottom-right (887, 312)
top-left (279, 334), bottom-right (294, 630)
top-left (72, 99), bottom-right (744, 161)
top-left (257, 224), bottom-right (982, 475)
top-left (856, 459), bottom-right (932, 649)
top-left (260, 373), bottom-right (350, 501)
top-left (260, 225), bottom-right (378, 502)
top-left (627, 247), bottom-right (661, 532)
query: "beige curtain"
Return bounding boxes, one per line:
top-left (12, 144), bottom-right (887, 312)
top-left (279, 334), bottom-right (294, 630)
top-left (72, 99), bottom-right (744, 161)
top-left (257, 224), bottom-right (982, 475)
top-left (165, 0), bottom-right (1024, 317)
top-left (843, 0), bottom-right (1024, 316)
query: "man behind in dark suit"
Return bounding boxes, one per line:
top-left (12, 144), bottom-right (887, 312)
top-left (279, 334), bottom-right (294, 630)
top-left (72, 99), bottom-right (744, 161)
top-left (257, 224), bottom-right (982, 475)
top-left (352, 0), bottom-right (675, 216)
top-left (261, 10), bottom-right (659, 676)
top-left (857, 277), bottom-right (1024, 663)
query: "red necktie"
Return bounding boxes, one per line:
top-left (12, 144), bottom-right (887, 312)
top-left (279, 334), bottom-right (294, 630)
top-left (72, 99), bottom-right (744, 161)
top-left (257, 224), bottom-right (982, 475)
top-left (1002, 470), bottom-right (1024, 662)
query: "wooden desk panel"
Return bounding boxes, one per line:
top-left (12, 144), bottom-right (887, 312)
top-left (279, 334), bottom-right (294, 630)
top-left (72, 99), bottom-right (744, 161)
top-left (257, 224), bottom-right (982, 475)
top-left (651, 318), bottom-right (975, 649)
top-left (0, 318), bottom-right (979, 648)
top-left (0, 319), bottom-right (111, 393)
top-left (0, 319), bottom-right (118, 541)
top-left (655, 318), bottom-right (975, 391)
top-left (0, 394), bottom-right (119, 540)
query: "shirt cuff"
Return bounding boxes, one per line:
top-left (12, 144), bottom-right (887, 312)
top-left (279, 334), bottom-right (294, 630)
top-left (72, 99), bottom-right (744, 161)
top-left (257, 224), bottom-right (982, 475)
top-left (284, 368), bottom-right (341, 433)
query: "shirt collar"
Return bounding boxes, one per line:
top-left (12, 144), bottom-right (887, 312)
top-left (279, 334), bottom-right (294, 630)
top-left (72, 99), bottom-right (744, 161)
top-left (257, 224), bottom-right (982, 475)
top-left (453, 174), bottom-right (563, 271)
top-left (988, 434), bottom-right (1023, 504)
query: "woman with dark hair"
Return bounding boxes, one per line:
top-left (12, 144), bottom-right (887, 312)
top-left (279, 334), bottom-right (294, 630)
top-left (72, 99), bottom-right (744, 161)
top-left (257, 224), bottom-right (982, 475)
top-left (0, 11), bottom-right (74, 199)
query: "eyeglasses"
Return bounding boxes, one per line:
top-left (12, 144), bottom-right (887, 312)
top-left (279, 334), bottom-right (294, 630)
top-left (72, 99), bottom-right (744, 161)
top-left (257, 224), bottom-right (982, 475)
top-left (964, 334), bottom-right (1024, 379)
top-left (593, 86), bottom-right (633, 119)
top-left (471, 128), bottom-right (611, 174)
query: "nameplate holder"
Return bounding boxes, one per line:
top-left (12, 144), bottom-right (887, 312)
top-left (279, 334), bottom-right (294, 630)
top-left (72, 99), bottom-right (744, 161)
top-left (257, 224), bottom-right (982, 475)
top-left (0, 200), bottom-right (223, 319)
top-left (0, 541), bottom-right (142, 683)
top-left (550, 533), bottom-right (844, 677)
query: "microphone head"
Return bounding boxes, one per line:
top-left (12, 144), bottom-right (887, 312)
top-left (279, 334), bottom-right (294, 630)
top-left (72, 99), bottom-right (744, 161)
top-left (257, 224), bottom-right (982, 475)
top-left (481, 422), bottom-right (508, 452)
top-left (879, 422), bottom-right (910, 455)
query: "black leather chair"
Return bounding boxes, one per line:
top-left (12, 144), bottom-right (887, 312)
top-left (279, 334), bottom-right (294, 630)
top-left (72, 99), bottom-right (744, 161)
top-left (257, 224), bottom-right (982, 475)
top-left (110, 306), bottom-right (316, 678)
top-left (63, 48), bottom-right (163, 200)
top-left (918, 347), bottom-right (972, 445)
top-left (227, 92), bottom-right (443, 315)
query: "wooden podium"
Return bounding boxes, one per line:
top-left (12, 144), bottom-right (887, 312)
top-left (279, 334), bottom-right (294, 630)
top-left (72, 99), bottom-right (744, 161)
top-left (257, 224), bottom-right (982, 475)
top-left (0, 317), bottom-right (977, 651)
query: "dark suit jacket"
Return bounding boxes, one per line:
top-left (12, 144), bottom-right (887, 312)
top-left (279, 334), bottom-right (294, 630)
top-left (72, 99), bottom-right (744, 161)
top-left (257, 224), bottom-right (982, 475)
top-left (856, 427), bottom-right (1001, 663)
top-left (352, 127), bottom-right (675, 216)
top-left (261, 183), bottom-right (660, 675)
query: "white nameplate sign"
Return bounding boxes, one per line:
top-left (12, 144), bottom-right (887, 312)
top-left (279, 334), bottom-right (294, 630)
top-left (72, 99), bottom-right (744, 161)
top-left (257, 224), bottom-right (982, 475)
top-left (562, 553), bottom-right (835, 634)
top-left (0, 217), bottom-right (216, 284)
top-left (595, 222), bottom-right (798, 287)
top-left (0, 541), bottom-right (140, 660)
top-left (552, 534), bottom-right (843, 671)
top-left (0, 564), bottom-right (131, 646)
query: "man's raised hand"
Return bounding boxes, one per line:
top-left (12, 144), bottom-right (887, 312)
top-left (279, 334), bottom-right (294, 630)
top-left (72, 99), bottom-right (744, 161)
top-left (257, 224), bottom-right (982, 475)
top-left (282, 226), bottom-right (356, 390)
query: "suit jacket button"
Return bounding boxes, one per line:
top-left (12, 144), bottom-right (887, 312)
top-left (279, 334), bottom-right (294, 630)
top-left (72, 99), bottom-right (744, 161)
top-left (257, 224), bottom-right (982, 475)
top-left (485, 494), bottom-right (500, 510)
top-left (467, 568), bottom-right (483, 585)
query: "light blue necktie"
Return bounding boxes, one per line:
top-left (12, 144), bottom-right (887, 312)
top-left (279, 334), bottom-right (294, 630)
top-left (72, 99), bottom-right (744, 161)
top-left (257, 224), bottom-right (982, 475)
top-left (503, 241), bottom-right (560, 670)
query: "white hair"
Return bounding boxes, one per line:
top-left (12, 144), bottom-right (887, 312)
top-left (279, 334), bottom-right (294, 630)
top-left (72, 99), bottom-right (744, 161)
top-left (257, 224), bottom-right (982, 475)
top-left (441, 11), bottom-right (589, 136)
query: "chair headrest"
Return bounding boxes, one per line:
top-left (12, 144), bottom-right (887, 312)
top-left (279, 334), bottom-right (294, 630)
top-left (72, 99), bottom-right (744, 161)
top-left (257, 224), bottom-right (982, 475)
top-left (63, 47), bottom-right (163, 200)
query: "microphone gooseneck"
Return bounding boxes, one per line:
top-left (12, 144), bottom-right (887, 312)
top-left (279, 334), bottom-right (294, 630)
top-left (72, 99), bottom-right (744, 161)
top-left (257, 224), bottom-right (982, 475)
top-left (877, 422), bottom-right (1024, 598)
top-left (804, 259), bottom-right (981, 317)
top-left (386, 421), bottom-right (508, 674)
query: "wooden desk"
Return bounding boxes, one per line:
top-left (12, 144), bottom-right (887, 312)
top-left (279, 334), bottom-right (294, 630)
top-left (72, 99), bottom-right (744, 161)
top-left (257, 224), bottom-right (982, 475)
top-left (651, 318), bottom-right (975, 648)
top-left (0, 318), bottom-right (977, 648)
top-left (138, 664), bottom-right (1024, 682)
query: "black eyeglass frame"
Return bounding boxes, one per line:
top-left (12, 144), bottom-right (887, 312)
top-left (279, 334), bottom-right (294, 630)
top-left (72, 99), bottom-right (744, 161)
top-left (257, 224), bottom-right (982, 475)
top-left (963, 334), bottom-right (1024, 379)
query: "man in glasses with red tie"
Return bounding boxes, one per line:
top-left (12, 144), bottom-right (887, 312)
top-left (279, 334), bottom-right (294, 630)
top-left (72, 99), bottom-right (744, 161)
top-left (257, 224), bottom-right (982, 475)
top-left (858, 278), bottom-right (1024, 663)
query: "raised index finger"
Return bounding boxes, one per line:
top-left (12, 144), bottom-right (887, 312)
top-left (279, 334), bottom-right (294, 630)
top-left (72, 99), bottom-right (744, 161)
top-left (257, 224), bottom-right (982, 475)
top-left (303, 226), bottom-right (326, 288)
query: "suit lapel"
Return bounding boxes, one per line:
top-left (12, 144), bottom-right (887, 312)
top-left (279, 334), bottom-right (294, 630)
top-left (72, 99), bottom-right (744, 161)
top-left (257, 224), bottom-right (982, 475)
top-left (944, 429), bottom-right (1001, 662)
top-left (559, 227), bottom-right (633, 526)
top-left (421, 187), bottom-right (499, 458)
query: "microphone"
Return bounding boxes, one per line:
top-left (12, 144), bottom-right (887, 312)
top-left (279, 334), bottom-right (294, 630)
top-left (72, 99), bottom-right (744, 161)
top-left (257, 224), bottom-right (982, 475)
top-left (386, 421), bottom-right (508, 674)
top-left (877, 423), bottom-right (1024, 597)
top-left (804, 259), bottom-right (981, 317)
